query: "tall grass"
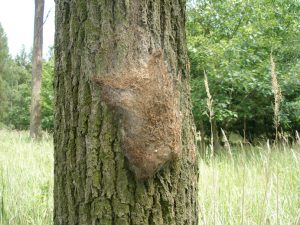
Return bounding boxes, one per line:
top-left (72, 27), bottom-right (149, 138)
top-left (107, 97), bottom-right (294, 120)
top-left (270, 54), bottom-right (282, 143)
top-left (0, 129), bottom-right (299, 224)
top-left (0, 129), bottom-right (53, 225)
top-left (199, 144), bottom-right (300, 225)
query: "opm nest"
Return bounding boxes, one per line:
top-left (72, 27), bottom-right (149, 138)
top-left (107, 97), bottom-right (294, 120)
top-left (93, 51), bottom-right (181, 180)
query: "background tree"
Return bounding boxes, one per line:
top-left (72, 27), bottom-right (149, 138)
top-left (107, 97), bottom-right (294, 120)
top-left (54, 1), bottom-right (198, 224)
top-left (30, 0), bottom-right (44, 138)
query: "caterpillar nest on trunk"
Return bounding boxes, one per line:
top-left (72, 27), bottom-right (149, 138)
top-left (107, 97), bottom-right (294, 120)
top-left (93, 51), bottom-right (181, 180)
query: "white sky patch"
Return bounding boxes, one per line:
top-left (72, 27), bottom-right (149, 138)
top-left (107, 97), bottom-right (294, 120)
top-left (0, 0), bottom-right (55, 58)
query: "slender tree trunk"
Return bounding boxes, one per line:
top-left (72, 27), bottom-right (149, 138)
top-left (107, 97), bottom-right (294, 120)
top-left (30, 0), bottom-right (44, 138)
top-left (54, 1), bottom-right (198, 224)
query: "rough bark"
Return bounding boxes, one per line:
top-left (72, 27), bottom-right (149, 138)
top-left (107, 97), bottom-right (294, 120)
top-left (54, 1), bottom-right (198, 224)
top-left (30, 0), bottom-right (44, 138)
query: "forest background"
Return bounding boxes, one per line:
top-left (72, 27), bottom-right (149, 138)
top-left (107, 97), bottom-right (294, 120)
top-left (0, 0), bottom-right (300, 143)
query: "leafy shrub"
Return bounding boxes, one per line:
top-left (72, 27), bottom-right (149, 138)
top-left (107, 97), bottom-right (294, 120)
top-left (187, 0), bottom-right (300, 140)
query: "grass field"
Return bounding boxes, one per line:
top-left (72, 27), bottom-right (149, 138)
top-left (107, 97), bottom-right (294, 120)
top-left (0, 129), bottom-right (53, 225)
top-left (0, 129), bottom-right (299, 225)
top-left (199, 144), bottom-right (300, 225)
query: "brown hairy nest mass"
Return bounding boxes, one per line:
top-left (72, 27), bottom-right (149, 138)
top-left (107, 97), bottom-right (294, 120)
top-left (93, 51), bottom-right (181, 180)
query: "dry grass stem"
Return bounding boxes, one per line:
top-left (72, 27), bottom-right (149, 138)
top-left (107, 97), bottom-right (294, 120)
top-left (221, 128), bottom-right (233, 160)
top-left (270, 54), bottom-right (282, 143)
top-left (241, 160), bottom-right (246, 225)
top-left (261, 140), bottom-right (272, 224)
top-left (295, 130), bottom-right (300, 145)
top-left (204, 71), bottom-right (215, 157)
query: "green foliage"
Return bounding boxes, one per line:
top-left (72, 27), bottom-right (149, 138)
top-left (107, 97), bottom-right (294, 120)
top-left (0, 25), bottom-right (54, 131)
top-left (0, 24), bottom-right (10, 121)
top-left (188, 0), bottom-right (300, 139)
top-left (0, 44), bottom-right (54, 131)
top-left (41, 49), bottom-right (54, 131)
top-left (4, 49), bottom-right (32, 129)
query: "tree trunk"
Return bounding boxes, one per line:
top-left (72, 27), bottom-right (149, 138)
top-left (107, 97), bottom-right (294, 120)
top-left (30, 0), bottom-right (44, 138)
top-left (54, 1), bottom-right (198, 225)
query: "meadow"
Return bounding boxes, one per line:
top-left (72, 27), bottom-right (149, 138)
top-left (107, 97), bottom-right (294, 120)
top-left (0, 129), bottom-right (299, 225)
top-left (0, 130), bottom-right (53, 225)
